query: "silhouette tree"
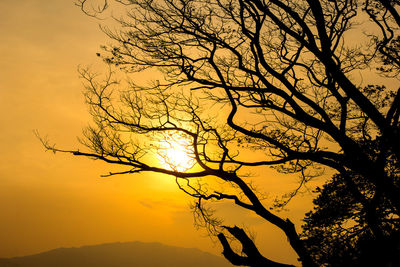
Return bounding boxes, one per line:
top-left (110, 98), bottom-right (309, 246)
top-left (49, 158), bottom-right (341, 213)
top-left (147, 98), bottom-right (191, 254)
top-left (302, 170), bottom-right (400, 266)
top-left (40, 0), bottom-right (400, 266)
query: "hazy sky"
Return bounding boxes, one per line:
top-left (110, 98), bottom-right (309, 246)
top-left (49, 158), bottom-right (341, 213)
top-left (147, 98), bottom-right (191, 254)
top-left (0, 1), bottom-right (319, 265)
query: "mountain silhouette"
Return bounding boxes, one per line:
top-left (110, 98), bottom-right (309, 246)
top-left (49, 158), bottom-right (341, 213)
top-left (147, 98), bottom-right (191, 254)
top-left (0, 241), bottom-right (233, 267)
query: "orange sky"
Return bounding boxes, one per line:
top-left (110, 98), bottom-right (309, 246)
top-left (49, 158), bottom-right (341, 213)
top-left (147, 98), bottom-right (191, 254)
top-left (0, 1), bottom-right (324, 265)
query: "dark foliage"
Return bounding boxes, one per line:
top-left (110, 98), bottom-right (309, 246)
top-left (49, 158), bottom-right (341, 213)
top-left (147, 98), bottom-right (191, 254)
top-left (302, 172), bottom-right (400, 266)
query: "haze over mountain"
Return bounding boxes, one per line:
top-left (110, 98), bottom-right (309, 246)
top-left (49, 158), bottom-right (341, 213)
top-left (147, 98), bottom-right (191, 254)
top-left (0, 241), bottom-right (233, 267)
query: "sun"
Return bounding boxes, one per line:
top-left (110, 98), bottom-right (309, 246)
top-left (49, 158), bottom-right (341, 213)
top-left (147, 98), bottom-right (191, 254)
top-left (157, 132), bottom-right (196, 172)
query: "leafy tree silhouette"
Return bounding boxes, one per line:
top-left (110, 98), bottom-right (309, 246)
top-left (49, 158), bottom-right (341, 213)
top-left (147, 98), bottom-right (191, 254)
top-left (39, 0), bottom-right (400, 266)
top-left (302, 169), bottom-right (400, 266)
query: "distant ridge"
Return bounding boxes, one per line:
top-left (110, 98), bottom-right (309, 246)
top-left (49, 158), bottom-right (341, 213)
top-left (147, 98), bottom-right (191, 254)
top-left (0, 241), bottom-right (233, 267)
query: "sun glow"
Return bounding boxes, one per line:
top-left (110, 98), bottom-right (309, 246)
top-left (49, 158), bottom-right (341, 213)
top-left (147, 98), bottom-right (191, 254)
top-left (157, 133), bottom-right (196, 172)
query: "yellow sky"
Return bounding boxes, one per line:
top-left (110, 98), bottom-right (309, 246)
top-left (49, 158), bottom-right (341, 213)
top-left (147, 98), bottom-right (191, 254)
top-left (0, 1), bottom-right (322, 265)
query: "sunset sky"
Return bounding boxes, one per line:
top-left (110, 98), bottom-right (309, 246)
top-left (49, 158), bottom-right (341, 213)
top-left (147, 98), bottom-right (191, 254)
top-left (0, 1), bottom-right (323, 265)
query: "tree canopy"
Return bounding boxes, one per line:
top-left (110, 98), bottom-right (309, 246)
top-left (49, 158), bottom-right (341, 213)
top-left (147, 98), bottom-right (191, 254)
top-left (40, 0), bottom-right (400, 266)
top-left (302, 170), bottom-right (400, 266)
